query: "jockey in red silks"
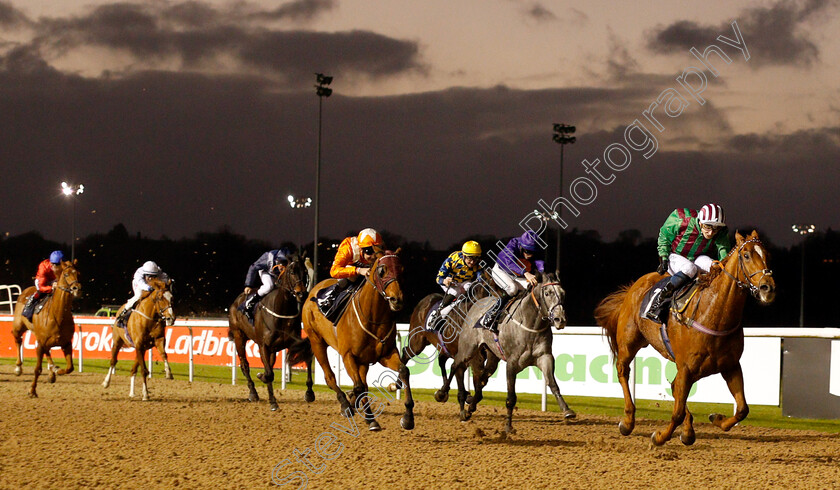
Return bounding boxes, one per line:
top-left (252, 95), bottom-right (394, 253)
top-left (22, 250), bottom-right (64, 320)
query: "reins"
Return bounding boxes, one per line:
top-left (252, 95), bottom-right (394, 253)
top-left (351, 254), bottom-right (401, 344)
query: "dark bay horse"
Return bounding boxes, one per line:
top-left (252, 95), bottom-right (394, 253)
top-left (401, 269), bottom-right (501, 404)
top-left (228, 254), bottom-right (312, 411)
top-left (301, 250), bottom-right (414, 431)
top-left (594, 230), bottom-right (776, 446)
top-left (102, 277), bottom-right (176, 400)
top-left (11, 260), bottom-right (82, 397)
top-left (447, 272), bottom-right (575, 432)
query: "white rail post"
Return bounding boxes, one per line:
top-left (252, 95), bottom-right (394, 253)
top-left (231, 346), bottom-right (236, 385)
top-left (281, 349), bottom-right (287, 390)
top-left (541, 376), bottom-right (547, 412)
top-left (630, 357), bottom-right (636, 400)
top-left (188, 326), bottom-right (194, 383)
top-left (77, 323), bottom-right (84, 373)
top-left (147, 348), bottom-right (153, 378)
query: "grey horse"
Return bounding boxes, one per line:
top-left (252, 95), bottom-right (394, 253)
top-left (445, 272), bottom-right (576, 433)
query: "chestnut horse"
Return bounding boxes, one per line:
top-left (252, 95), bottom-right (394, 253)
top-left (301, 250), bottom-right (414, 431)
top-left (228, 253), bottom-right (312, 411)
top-left (400, 269), bottom-right (501, 405)
top-left (11, 260), bottom-right (82, 397)
top-left (594, 230), bottom-right (775, 446)
top-left (102, 277), bottom-right (176, 400)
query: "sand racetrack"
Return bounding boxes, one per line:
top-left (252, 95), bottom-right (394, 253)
top-left (1, 364), bottom-right (838, 489)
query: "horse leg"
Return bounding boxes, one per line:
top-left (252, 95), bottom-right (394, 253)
top-left (56, 342), bottom-right (74, 376)
top-left (29, 344), bottom-right (45, 398)
top-left (263, 349), bottom-right (280, 412)
top-left (45, 352), bottom-right (57, 381)
top-left (129, 350), bottom-right (143, 398)
top-left (155, 336), bottom-right (173, 380)
top-left (304, 358), bottom-right (315, 403)
top-left (454, 364), bottom-right (471, 421)
top-left (466, 356), bottom-right (486, 415)
top-left (13, 323), bottom-right (25, 376)
top-left (537, 353), bottom-right (576, 420)
top-left (651, 367), bottom-right (692, 446)
top-left (138, 348), bottom-right (150, 401)
top-left (434, 353), bottom-right (451, 403)
top-left (309, 334), bottom-right (353, 415)
top-left (103, 334), bottom-right (125, 388)
top-left (379, 351), bottom-right (415, 430)
top-left (232, 333), bottom-right (259, 402)
top-left (616, 347), bottom-right (639, 436)
top-left (504, 363), bottom-right (519, 434)
top-left (343, 356), bottom-right (380, 431)
top-left (709, 364), bottom-right (750, 432)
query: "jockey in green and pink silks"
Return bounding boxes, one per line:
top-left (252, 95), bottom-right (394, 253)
top-left (644, 203), bottom-right (731, 321)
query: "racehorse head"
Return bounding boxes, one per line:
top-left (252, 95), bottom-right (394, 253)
top-left (149, 278), bottom-right (176, 326)
top-left (57, 260), bottom-right (82, 299)
top-left (730, 230), bottom-right (776, 305)
top-left (371, 249), bottom-right (404, 312)
top-left (277, 253), bottom-right (309, 303)
top-left (535, 272), bottom-right (566, 329)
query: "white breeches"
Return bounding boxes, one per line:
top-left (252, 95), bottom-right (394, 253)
top-left (438, 281), bottom-right (473, 316)
top-left (257, 271), bottom-right (274, 296)
top-left (668, 253), bottom-right (714, 278)
top-left (491, 263), bottom-right (528, 296)
top-left (125, 281), bottom-right (148, 309)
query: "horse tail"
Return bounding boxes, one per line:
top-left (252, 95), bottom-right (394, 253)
top-left (594, 285), bottom-right (630, 359)
top-left (287, 335), bottom-right (313, 365)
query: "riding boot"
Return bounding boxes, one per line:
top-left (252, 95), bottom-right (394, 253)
top-left (22, 293), bottom-right (39, 321)
top-left (243, 293), bottom-right (263, 321)
top-left (479, 293), bottom-right (510, 334)
top-left (117, 307), bottom-right (132, 327)
top-left (644, 272), bottom-right (690, 321)
top-left (428, 294), bottom-right (455, 331)
top-left (318, 278), bottom-right (349, 310)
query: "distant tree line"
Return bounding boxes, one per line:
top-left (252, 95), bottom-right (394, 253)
top-left (1, 224), bottom-right (838, 326)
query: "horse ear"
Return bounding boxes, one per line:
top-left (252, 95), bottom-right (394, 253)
top-left (750, 230), bottom-right (759, 239)
top-left (394, 247), bottom-right (402, 256)
top-left (735, 231), bottom-right (744, 244)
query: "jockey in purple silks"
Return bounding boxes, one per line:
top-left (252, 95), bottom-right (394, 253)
top-left (479, 231), bottom-right (544, 333)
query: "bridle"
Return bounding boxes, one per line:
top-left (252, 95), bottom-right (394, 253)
top-left (132, 289), bottom-right (175, 326)
top-left (275, 260), bottom-right (307, 300)
top-left (365, 254), bottom-right (401, 302)
top-left (712, 238), bottom-right (773, 299)
top-left (530, 281), bottom-right (565, 324)
top-left (55, 266), bottom-right (81, 295)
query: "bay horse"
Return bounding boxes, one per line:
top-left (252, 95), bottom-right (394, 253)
top-left (401, 269), bottom-right (501, 405)
top-left (594, 230), bottom-right (776, 446)
top-left (301, 250), bottom-right (414, 431)
top-left (11, 260), bottom-right (82, 397)
top-left (228, 253), bottom-right (312, 411)
top-left (446, 272), bottom-right (575, 432)
top-left (102, 277), bottom-right (176, 400)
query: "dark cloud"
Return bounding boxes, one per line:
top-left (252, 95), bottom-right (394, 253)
top-left (0, 1), bottom-right (28, 28)
top-left (646, 0), bottom-right (837, 67)
top-left (31, 1), bottom-right (422, 83)
top-left (527, 4), bottom-right (557, 22)
top-left (254, 0), bottom-right (336, 21)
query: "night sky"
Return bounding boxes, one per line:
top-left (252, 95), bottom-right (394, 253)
top-left (1, 0), bottom-right (838, 251)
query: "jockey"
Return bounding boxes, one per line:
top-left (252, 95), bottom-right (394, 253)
top-left (644, 203), bottom-right (731, 321)
top-left (479, 231), bottom-right (544, 332)
top-left (317, 228), bottom-right (383, 310)
top-left (22, 250), bottom-right (64, 320)
top-left (117, 261), bottom-right (171, 324)
top-left (426, 240), bottom-right (482, 331)
top-left (240, 248), bottom-right (291, 321)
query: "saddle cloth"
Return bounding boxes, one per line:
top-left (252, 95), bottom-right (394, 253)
top-left (312, 280), bottom-right (363, 323)
top-left (639, 276), bottom-right (700, 323)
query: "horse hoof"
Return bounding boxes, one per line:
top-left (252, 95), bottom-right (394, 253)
top-left (270, 403), bottom-right (279, 412)
top-left (49, 373), bottom-right (56, 384)
top-left (563, 409), bottom-right (577, 420)
top-left (651, 431), bottom-right (666, 446)
top-left (465, 395), bottom-right (474, 405)
top-left (434, 390), bottom-right (449, 403)
top-left (680, 433), bottom-right (696, 446)
top-left (459, 410), bottom-right (471, 422)
top-left (304, 391), bottom-right (315, 403)
top-left (368, 421), bottom-right (382, 432)
top-left (142, 396), bottom-right (150, 401)
top-left (618, 420), bottom-right (633, 436)
top-left (248, 393), bottom-right (259, 402)
top-left (400, 416), bottom-right (415, 430)
top-left (28, 392), bottom-right (38, 398)
top-left (14, 366), bottom-right (22, 376)
top-left (165, 373), bottom-right (174, 380)
top-left (388, 383), bottom-right (398, 392)
top-left (709, 413), bottom-right (726, 427)
top-left (102, 381), bottom-right (110, 389)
